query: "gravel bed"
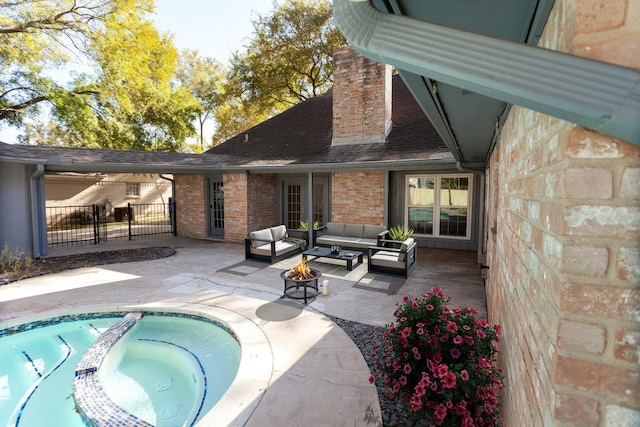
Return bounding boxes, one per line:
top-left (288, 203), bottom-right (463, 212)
top-left (329, 316), bottom-right (427, 427)
top-left (1, 247), bottom-right (176, 284)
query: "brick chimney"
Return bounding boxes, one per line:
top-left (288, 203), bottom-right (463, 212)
top-left (332, 46), bottom-right (392, 145)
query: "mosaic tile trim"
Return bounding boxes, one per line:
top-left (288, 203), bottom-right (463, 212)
top-left (0, 312), bottom-right (128, 338)
top-left (73, 312), bottom-right (153, 427)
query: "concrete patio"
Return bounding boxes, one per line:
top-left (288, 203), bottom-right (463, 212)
top-left (0, 236), bottom-right (487, 426)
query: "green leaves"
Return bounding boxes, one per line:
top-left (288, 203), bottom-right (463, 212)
top-left (3, 0), bottom-right (198, 151)
top-left (214, 0), bottom-right (346, 144)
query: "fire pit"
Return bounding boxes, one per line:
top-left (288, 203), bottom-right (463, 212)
top-left (281, 259), bottom-right (321, 303)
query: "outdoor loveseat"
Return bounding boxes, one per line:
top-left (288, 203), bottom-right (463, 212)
top-left (367, 237), bottom-right (417, 277)
top-left (245, 225), bottom-right (306, 263)
top-left (315, 222), bottom-right (388, 250)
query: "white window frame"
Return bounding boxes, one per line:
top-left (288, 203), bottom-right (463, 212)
top-left (404, 173), bottom-right (473, 240)
top-left (125, 183), bottom-right (140, 198)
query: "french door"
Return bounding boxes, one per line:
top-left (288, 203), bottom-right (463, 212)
top-left (208, 176), bottom-right (224, 238)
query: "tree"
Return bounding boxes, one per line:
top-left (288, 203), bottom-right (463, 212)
top-left (176, 50), bottom-right (226, 150)
top-left (1, 0), bottom-right (199, 151)
top-left (215, 0), bottom-right (345, 142)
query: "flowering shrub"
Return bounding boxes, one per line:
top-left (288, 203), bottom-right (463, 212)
top-left (369, 288), bottom-right (503, 426)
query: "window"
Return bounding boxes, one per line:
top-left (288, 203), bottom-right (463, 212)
top-left (406, 174), bottom-right (472, 239)
top-left (125, 183), bottom-right (140, 197)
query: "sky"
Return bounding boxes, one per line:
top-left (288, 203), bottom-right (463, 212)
top-left (0, 0), bottom-right (278, 144)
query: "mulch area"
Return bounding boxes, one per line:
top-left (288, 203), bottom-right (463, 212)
top-left (1, 247), bottom-right (176, 284)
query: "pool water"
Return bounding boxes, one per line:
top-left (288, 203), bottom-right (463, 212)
top-left (0, 313), bottom-right (241, 427)
top-left (0, 317), bottom-right (119, 427)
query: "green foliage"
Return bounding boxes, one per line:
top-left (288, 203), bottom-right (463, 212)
top-left (176, 50), bottom-right (226, 150)
top-left (370, 289), bottom-right (503, 426)
top-left (214, 0), bottom-right (346, 143)
top-left (299, 219), bottom-right (319, 230)
top-left (2, 0), bottom-right (199, 151)
top-left (0, 243), bottom-right (34, 280)
top-left (389, 225), bottom-right (414, 241)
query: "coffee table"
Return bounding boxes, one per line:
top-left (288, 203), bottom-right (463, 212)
top-left (302, 247), bottom-right (364, 271)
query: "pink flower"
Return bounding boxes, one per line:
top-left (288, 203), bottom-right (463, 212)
top-left (410, 395), bottom-right (423, 412)
top-left (434, 364), bottom-right (449, 378)
top-left (404, 364), bottom-right (412, 374)
top-left (442, 372), bottom-right (457, 388)
top-left (402, 295), bottom-right (410, 302)
top-left (411, 301), bottom-right (419, 309)
top-left (463, 324), bottom-right (471, 331)
top-left (460, 369), bottom-right (469, 381)
top-left (434, 403), bottom-right (447, 423)
top-left (453, 335), bottom-right (464, 344)
top-left (450, 348), bottom-right (461, 359)
top-left (426, 304), bottom-right (434, 311)
top-left (414, 383), bottom-right (426, 396)
top-left (465, 336), bottom-right (475, 345)
top-left (368, 375), bottom-right (375, 384)
top-left (400, 327), bottom-right (412, 339)
top-left (399, 375), bottom-right (407, 385)
top-left (416, 327), bottom-right (424, 335)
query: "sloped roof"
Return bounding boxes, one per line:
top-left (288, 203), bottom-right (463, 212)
top-left (0, 76), bottom-right (453, 174)
top-left (207, 75), bottom-right (453, 170)
top-left (0, 141), bottom-right (216, 173)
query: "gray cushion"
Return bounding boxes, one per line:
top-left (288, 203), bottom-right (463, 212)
top-left (343, 223), bottom-right (364, 237)
top-left (249, 228), bottom-right (273, 248)
top-left (325, 222), bottom-right (344, 235)
top-left (363, 225), bottom-right (386, 239)
top-left (270, 225), bottom-right (287, 241)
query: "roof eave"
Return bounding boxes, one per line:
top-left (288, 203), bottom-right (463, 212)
top-left (333, 0), bottom-right (640, 146)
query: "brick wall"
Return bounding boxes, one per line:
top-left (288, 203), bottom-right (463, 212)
top-left (485, 1), bottom-right (640, 426)
top-left (174, 174), bottom-right (206, 239)
top-left (223, 172), bottom-right (249, 242)
top-left (331, 171), bottom-right (385, 225)
top-left (332, 46), bottom-right (392, 145)
top-left (247, 173), bottom-right (277, 231)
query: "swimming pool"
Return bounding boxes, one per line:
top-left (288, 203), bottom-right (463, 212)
top-left (0, 309), bottom-right (249, 426)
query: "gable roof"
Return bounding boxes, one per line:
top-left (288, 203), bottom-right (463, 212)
top-left (207, 75), bottom-right (454, 171)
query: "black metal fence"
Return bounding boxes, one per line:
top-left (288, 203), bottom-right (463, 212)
top-left (46, 202), bottom-right (175, 247)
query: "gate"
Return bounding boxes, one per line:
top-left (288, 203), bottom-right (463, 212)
top-left (46, 202), bottom-right (175, 247)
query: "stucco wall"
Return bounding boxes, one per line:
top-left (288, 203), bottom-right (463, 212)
top-left (0, 163), bottom-right (32, 255)
top-left (46, 173), bottom-right (172, 210)
top-left (484, 1), bottom-right (640, 425)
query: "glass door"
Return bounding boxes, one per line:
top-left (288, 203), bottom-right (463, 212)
top-left (208, 177), bottom-right (224, 238)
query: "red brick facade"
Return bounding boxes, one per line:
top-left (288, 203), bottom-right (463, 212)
top-left (247, 173), bottom-right (277, 233)
top-left (332, 46), bottom-right (392, 145)
top-left (484, 1), bottom-right (640, 425)
top-left (331, 171), bottom-right (385, 225)
top-left (174, 174), bottom-right (207, 240)
top-left (223, 173), bottom-right (249, 242)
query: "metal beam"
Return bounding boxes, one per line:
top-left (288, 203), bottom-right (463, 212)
top-left (334, 0), bottom-right (640, 145)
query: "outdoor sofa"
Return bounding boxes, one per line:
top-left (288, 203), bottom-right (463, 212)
top-left (315, 222), bottom-right (388, 250)
top-left (368, 237), bottom-right (418, 277)
top-left (245, 225), bottom-right (306, 263)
